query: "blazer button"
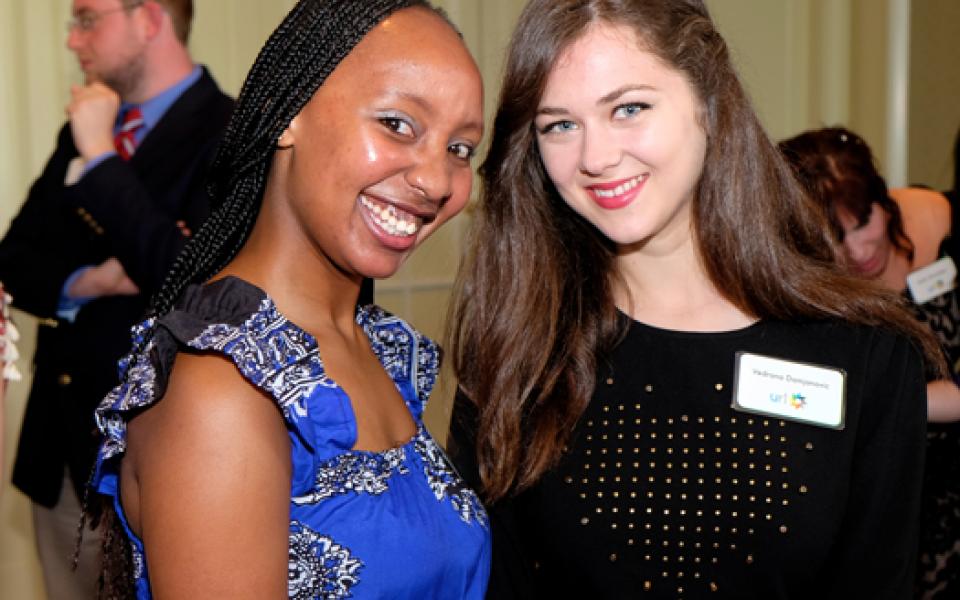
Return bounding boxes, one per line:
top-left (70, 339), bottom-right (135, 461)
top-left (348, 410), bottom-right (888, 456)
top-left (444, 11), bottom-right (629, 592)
top-left (58, 373), bottom-right (72, 386)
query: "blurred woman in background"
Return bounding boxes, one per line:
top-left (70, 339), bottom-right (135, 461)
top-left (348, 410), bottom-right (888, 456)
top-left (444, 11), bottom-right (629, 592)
top-left (781, 125), bottom-right (960, 599)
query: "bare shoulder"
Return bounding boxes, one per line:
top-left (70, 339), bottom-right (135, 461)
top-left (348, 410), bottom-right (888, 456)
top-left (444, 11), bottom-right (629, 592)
top-left (891, 187), bottom-right (951, 229)
top-left (127, 351), bottom-right (287, 469)
top-left (124, 351), bottom-right (291, 598)
top-left (891, 187), bottom-right (951, 265)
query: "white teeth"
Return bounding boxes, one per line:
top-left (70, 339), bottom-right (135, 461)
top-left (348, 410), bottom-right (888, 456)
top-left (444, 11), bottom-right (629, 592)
top-left (594, 175), bottom-right (645, 198)
top-left (360, 195), bottom-right (420, 237)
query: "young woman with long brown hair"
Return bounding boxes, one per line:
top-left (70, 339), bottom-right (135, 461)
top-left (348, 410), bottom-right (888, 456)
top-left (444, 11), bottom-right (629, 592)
top-left (448, 1), bottom-right (939, 597)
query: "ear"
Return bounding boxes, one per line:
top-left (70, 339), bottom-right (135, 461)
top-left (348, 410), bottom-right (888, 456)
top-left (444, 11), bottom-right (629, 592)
top-left (277, 113), bottom-right (301, 149)
top-left (140, 0), bottom-right (166, 40)
top-left (277, 127), bottom-right (295, 149)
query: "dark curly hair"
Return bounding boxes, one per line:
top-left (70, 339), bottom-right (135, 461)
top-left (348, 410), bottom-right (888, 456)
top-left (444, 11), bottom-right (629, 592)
top-left (779, 126), bottom-right (914, 261)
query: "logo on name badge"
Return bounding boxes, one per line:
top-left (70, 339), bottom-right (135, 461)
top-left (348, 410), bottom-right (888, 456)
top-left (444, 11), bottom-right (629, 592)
top-left (732, 352), bottom-right (846, 429)
top-left (769, 392), bottom-right (807, 410)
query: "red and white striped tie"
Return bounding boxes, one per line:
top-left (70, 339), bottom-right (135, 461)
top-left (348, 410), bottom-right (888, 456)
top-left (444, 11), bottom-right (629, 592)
top-left (113, 107), bottom-right (144, 161)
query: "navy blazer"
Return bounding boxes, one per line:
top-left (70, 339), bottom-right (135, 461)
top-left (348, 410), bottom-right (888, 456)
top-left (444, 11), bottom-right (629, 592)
top-left (0, 67), bottom-right (234, 507)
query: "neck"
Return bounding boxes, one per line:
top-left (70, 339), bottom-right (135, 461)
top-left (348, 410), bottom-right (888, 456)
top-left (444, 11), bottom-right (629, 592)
top-left (225, 238), bottom-right (363, 339)
top-left (221, 176), bottom-right (362, 337)
top-left (614, 231), bottom-right (755, 332)
top-left (125, 41), bottom-right (194, 104)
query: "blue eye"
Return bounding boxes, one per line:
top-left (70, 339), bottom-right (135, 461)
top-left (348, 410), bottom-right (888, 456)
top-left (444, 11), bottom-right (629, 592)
top-left (448, 143), bottom-right (475, 161)
top-left (613, 102), bottom-right (651, 119)
top-left (538, 120), bottom-right (578, 135)
top-left (380, 116), bottom-right (415, 137)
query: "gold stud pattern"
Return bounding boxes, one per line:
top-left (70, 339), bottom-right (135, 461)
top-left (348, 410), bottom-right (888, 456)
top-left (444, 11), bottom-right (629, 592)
top-left (556, 379), bottom-right (811, 596)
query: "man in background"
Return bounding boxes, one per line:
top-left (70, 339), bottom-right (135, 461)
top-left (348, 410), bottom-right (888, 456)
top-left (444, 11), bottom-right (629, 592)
top-left (0, 1), bottom-right (232, 596)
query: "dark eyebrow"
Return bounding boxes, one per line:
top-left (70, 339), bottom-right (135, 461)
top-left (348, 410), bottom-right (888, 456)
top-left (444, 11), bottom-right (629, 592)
top-left (535, 107), bottom-right (569, 117)
top-left (536, 84), bottom-right (657, 117)
top-left (395, 91), bottom-right (483, 135)
top-left (597, 84), bottom-right (656, 105)
top-left (395, 90), bottom-right (433, 113)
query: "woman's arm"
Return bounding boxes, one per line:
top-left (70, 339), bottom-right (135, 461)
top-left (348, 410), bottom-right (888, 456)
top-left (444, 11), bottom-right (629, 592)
top-left (927, 378), bottom-right (960, 422)
top-left (125, 351), bottom-right (291, 598)
top-left (824, 333), bottom-right (926, 598)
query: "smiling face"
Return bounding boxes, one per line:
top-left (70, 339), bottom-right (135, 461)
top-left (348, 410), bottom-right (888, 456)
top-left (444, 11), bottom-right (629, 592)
top-left (274, 7), bottom-right (483, 280)
top-left (836, 202), bottom-right (893, 278)
top-left (67, 0), bottom-right (148, 91)
top-left (534, 22), bottom-right (707, 250)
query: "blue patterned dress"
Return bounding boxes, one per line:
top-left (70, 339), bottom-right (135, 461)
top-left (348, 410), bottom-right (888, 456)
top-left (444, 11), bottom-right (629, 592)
top-left (92, 276), bottom-right (490, 599)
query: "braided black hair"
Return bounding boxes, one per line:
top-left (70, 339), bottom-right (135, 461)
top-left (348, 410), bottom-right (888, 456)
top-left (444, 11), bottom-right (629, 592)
top-left (92, 1), bottom-right (450, 596)
top-left (151, 0), bottom-right (444, 317)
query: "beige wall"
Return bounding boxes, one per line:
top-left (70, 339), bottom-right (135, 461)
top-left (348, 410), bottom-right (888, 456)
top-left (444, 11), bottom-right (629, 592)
top-left (848, 0), bottom-right (892, 175)
top-left (908, 0), bottom-right (960, 190)
top-left (708, 0), bottom-right (818, 141)
top-left (1, 2), bottom-right (75, 596)
top-left (708, 0), bottom-right (895, 164)
top-left (2, 1), bottom-right (958, 598)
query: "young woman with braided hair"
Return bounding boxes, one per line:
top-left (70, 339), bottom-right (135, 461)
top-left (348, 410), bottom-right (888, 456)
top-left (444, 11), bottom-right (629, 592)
top-left (89, 0), bottom-right (487, 597)
top-left (448, 0), bottom-right (940, 597)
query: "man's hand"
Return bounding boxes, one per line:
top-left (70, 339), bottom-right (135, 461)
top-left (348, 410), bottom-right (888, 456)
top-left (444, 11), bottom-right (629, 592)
top-left (68, 257), bottom-right (140, 299)
top-left (67, 82), bottom-right (120, 162)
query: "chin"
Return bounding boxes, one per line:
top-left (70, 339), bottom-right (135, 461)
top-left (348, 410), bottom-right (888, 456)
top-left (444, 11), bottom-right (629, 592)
top-left (352, 255), bottom-right (407, 280)
top-left (596, 225), bottom-right (652, 247)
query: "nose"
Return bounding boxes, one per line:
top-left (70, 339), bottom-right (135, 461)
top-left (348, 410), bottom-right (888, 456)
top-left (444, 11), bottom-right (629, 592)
top-left (579, 124), bottom-right (621, 176)
top-left (405, 147), bottom-right (453, 205)
top-left (66, 27), bottom-right (83, 51)
top-left (843, 235), bottom-right (870, 262)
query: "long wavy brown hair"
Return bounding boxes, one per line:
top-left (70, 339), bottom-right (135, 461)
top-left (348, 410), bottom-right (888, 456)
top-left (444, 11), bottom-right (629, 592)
top-left (448, 0), bottom-right (943, 502)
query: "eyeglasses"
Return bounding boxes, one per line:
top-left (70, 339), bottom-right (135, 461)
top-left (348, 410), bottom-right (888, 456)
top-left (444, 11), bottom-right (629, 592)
top-left (67, 0), bottom-right (145, 33)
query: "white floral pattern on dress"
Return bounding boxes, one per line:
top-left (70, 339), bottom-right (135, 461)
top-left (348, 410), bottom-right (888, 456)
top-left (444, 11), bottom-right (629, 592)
top-left (188, 298), bottom-right (336, 421)
top-left (94, 283), bottom-right (487, 600)
top-left (292, 444), bottom-right (409, 505)
top-left (288, 521), bottom-right (362, 599)
top-left (414, 432), bottom-right (488, 526)
top-left (359, 306), bottom-right (439, 410)
top-left (131, 544), bottom-right (146, 581)
top-left (96, 317), bottom-right (159, 461)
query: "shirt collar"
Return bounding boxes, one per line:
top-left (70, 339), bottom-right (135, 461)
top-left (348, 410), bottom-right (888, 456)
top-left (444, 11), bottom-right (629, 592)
top-left (116, 65), bottom-right (202, 131)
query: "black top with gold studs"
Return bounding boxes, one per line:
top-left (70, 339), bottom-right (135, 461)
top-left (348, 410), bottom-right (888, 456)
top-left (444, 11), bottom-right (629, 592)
top-left (451, 317), bottom-right (926, 599)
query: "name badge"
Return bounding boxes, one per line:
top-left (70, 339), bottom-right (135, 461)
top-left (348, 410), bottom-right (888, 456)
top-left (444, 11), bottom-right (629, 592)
top-left (732, 352), bottom-right (846, 429)
top-left (906, 256), bottom-right (957, 305)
